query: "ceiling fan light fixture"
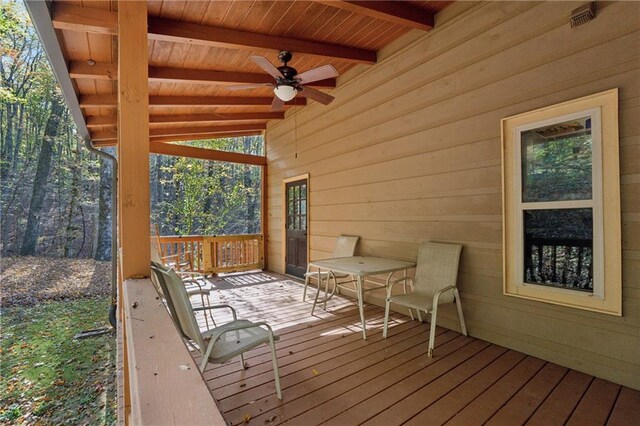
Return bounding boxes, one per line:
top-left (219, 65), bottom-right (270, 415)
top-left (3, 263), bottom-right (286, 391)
top-left (274, 85), bottom-right (296, 102)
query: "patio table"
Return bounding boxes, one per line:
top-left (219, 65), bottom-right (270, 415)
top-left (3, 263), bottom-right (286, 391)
top-left (307, 256), bottom-right (416, 340)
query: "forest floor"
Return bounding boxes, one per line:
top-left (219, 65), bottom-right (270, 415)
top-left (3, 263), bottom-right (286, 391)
top-left (1, 257), bottom-right (116, 425)
top-left (1, 257), bottom-right (111, 307)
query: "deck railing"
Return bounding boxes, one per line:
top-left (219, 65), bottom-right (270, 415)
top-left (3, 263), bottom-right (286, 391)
top-left (156, 235), bottom-right (205, 271)
top-left (157, 234), bottom-right (264, 274)
top-left (524, 237), bottom-right (593, 291)
top-left (202, 234), bottom-right (264, 273)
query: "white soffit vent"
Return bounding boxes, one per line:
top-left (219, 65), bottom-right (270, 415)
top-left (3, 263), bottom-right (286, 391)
top-left (571, 2), bottom-right (597, 28)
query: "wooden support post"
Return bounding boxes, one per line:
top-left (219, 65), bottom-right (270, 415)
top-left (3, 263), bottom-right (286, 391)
top-left (117, 1), bottom-right (150, 280)
top-left (261, 164), bottom-right (268, 270)
top-left (117, 3), bottom-right (149, 422)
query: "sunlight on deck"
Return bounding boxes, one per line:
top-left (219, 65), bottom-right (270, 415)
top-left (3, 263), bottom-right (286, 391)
top-left (182, 272), bottom-right (640, 426)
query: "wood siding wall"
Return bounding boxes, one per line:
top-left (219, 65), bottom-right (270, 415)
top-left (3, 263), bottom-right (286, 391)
top-left (265, 1), bottom-right (640, 389)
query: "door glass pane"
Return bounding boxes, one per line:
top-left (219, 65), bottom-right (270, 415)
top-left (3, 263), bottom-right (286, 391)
top-left (523, 208), bottom-right (593, 292)
top-left (521, 116), bottom-right (592, 202)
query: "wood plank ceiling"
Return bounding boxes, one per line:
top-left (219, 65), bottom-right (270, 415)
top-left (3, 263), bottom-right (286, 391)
top-left (50, 0), bottom-right (450, 146)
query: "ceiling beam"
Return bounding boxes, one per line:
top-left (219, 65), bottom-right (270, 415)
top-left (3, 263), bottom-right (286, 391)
top-left (79, 94), bottom-right (306, 108)
top-left (86, 112), bottom-right (283, 127)
top-left (150, 143), bottom-right (267, 165)
top-left (318, 1), bottom-right (434, 31)
top-left (148, 67), bottom-right (335, 87)
top-left (52, 4), bottom-right (376, 64)
top-left (147, 17), bottom-right (376, 64)
top-left (91, 124), bottom-right (267, 141)
top-left (69, 61), bottom-right (336, 88)
top-left (69, 61), bottom-right (116, 80)
top-left (51, 3), bottom-right (117, 35)
top-left (150, 131), bottom-right (263, 144)
top-left (93, 131), bottom-right (264, 145)
top-left (149, 113), bottom-right (284, 125)
top-left (92, 140), bottom-right (268, 165)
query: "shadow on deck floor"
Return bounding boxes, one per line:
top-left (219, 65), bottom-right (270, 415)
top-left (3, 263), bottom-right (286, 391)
top-left (186, 271), bottom-right (639, 426)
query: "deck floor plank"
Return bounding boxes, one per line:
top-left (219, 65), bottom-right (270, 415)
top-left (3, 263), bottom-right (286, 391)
top-left (215, 316), bottom-right (422, 410)
top-left (405, 350), bottom-right (527, 425)
top-left (486, 363), bottom-right (568, 425)
top-left (183, 271), bottom-right (640, 426)
top-left (364, 344), bottom-right (509, 426)
top-left (607, 387), bottom-right (640, 426)
top-left (323, 339), bottom-right (491, 425)
top-left (248, 331), bottom-right (464, 426)
top-left (525, 369), bottom-right (593, 426)
top-left (566, 378), bottom-right (622, 426)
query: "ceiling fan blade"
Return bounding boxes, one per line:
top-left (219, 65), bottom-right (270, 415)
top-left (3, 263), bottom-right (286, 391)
top-left (251, 56), bottom-right (284, 79)
top-left (270, 95), bottom-right (285, 112)
top-left (300, 86), bottom-right (335, 105)
top-left (296, 65), bottom-right (338, 85)
top-left (226, 83), bottom-right (274, 91)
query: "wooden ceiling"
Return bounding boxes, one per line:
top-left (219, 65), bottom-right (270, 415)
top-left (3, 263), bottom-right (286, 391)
top-left (49, 0), bottom-right (450, 146)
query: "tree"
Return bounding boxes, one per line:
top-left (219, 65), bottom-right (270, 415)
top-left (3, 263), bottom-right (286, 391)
top-left (19, 92), bottom-right (63, 255)
top-left (95, 149), bottom-right (113, 260)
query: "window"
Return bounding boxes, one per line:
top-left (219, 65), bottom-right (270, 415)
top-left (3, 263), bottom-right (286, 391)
top-left (502, 89), bottom-right (621, 315)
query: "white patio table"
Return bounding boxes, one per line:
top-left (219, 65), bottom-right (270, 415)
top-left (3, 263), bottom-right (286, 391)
top-left (307, 256), bottom-right (416, 340)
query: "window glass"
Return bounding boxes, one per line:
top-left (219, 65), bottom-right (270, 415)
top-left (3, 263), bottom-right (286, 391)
top-left (523, 208), bottom-right (593, 292)
top-left (521, 117), bottom-right (592, 202)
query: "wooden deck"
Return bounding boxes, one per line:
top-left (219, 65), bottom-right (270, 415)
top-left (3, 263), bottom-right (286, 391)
top-left (188, 271), bottom-right (640, 426)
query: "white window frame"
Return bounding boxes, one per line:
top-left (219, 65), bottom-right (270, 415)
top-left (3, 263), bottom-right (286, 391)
top-left (502, 89), bottom-right (621, 316)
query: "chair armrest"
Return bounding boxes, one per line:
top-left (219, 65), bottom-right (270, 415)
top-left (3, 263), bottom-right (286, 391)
top-left (193, 304), bottom-right (237, 320)
top-left (386, 276), bottom-right (414, 299)
top-left (199, 320), bottom-right (276, 372)
top-left (432, 285), bottom-right (457, 306)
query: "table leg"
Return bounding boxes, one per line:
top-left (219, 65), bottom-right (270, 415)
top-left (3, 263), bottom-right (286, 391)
top-left (356, 275), bottom-right (367, 340)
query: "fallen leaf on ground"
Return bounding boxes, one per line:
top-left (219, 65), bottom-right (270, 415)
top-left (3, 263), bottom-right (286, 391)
top-left (311, 368), bottom-right (319, 376)
top-left (243, 413), bottom-right (252, 423)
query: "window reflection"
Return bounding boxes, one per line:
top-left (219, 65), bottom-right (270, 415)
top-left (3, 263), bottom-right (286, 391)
top-left (521, 117), bottom-right (592, 202)
top-left (523, 208), bottom-right (593, 292)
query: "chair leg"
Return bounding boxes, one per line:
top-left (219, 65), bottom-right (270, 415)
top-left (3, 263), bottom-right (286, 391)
top-left (204, 293), bottom-right (216, 328)
top-left (454, 288), bottom-right (467, 336)
top-left (323, 273), bottom-right (334, 310)
top-left (428, 305), bottom-right (438, 358)
top-left (199, 293), bottom-right (209, 329)
top-left (268, 334), bottom-right (282, 400)
top-left (302, 273), bottom-right (310, 301)
top-left (311, 279), bottom-right (322, 315)
top-left (240, 353), bottom-right (246, 370)
top-left (383, 297), bottom-right (391, 339)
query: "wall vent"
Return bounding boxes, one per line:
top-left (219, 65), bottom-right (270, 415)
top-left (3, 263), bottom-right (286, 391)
top-left (571, 2), bottom-right (596, 28)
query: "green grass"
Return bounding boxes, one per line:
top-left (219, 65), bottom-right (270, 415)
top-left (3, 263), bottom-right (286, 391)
top-left (1, 297), bottom-right (116, 425)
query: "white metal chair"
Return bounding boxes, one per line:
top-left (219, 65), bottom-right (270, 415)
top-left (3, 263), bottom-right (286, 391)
top-left (151, 242), bottom-right (216, 328)
top-left (151, 263), bottom-right (282, 400)
top-left (303, 235), bottom-right (359, 310)
top-left (383, 242), bottom-right (467, 357)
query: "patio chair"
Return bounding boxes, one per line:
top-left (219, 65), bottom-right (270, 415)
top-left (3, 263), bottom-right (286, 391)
top-left (152, 224), bottom-right (194, 272)
top-left (150, 263), bottom-right (282, 400)
top-left (303, 235), bottom-right (359, 309)
top-left (151, 245), bottom-right (216, 328)
top-left (383, 242), bottom-right (467, 358)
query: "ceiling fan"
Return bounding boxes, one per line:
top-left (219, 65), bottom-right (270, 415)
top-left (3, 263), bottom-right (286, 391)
top-left (228, 51), bottom-right (338, 112)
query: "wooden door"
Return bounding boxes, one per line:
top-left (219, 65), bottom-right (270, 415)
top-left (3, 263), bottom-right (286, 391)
top-left (285, 178), bottom-right (308, 278)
